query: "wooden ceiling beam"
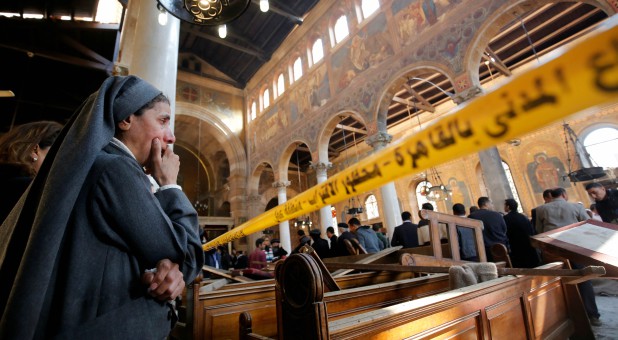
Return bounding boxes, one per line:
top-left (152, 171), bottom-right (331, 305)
top-left (483, 48), bottom-right (512, 77)
top-left (336, 124), bottom-right (367, 134)
top-left (402, 83), bottom-right (435, 112)
top-left (188, 26), bottom-right (267, 61)
top-left (251, 0), bottom-right (303, 25)
top-left (392, 96), bottom-right (434, 113)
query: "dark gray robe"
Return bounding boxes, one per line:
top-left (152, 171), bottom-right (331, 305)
top-left (0, 76), bottom-right (204, 339)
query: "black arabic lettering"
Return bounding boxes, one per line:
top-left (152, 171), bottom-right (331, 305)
top-left (590, 39), bottom-right (618, 92)
top-left (408, 141), bottom-right (429, 168)
top-left (450, 119), bottom-right (473, 138)
top-left (521, 78), bottom-right (557, 111)
top-left (395, 147), bottom-right (405, 166)
top-left (485, 93), bottom-right (516, 138)
top-left (428, 123), bottom-right (455, 149)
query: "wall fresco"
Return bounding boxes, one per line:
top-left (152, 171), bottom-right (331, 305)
top-left (289, 64), bottom-right (330, 123)
top-left (252, 103), bottom-right (290, 153)
top-left (526, 151), bottom-right (571, 193)
top-left (446, 176), bottom-right (472, 209)
top-left (331, 12), bottom-right (394, 93)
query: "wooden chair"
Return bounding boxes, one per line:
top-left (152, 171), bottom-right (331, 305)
top-left (490, 243), bottom-right (512, 268)
top-left (343, 238), bottom-right (367, 255)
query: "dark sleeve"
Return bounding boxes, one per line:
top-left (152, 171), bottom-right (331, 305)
top-left (391, 228), bottom-right (401, 247)
top-left (92, 158), bottom-right (204, 282)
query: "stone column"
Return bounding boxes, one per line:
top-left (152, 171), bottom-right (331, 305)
top-left (366, 132), bottom-right (402, 240)
top-left (116, 0), bottom-right (180, 126)
top-left (478, 147), bottom-right (513, 212)
top-left (455, 84), bottom-right (514, 212)
top-left (246, 194), bottom-right (262, 252)
top-left (273, 181), bottom-right (292, 253)
top-left (311, 162), bottom-right (334, 243)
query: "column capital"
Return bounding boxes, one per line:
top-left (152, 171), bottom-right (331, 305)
top-left (365, 132), bottom-right (393, 149)
top-left (247, 194), bottom-right (262, 202)
top-left (272, 180), bottom-right (291, 188)
top-left (452, 85), bottom-right (483, 104)
top-left (310, 161), bottom-right (332, 174)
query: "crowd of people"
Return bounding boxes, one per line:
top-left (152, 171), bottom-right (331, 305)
top-left (2, 75), bottom-right (616, 337)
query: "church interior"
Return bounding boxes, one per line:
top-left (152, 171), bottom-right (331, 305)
top-left (1, 0), bottom-right (618, 338)
top-left (1, 0), bottom-right (616, 251)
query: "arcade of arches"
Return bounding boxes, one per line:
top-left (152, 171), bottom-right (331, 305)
top-left (173, 0), bottom-right (618, 254)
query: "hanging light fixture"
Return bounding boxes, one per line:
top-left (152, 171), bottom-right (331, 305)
top-left (218, 24), bottom-right (227, 38)
top-left (339, 116), bottom-right (363, 215)
top-left (193, 119), bottom-right (209, 215)
top-left (426, 168), bottom-right (451, 202)
top-left (259, 0), bottom-right (269, 12)
top-left (294, 143), bottom-right (313, 229)
top-left (405, 99), bottom-right (450, 202)
top-left (157, 0), bottom-right (251, 26)
top-left (157, 3), bottom-right (168, 26)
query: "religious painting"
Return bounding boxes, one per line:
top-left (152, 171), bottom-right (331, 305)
top-left (526, 152), bottom-right (571, 193)
top-left (446, 177), bottom-right (471, 210)
top-left (331, 13), bottom-right (393, 92)
top-left (254, 103), bottom-right (289, 147)
top-left (393, 0), bottom-right (458, 44)
top-left (289, 64), bottom-right (330, 121)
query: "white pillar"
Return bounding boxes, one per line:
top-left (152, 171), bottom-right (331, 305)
top-left (116, 0), bottom-right (180, 126)
top-left (312, 162), bottom-right (333, 242)
top-left (273, 181), bottom-right (292, 253)
top-left (366, 132), bottom-right (402, 240)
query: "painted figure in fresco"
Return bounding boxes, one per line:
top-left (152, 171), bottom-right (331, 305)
top-left (447, 177), bottom-right (471, 209)
top-left (422, 0), bottom-right (437, 25)
top-left (527, 152), bottom-right (570, 193)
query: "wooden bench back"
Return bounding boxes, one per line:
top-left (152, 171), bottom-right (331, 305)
top-left (275, 254), bottom-right (589, 340)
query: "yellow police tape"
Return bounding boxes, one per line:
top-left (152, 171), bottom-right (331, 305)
top-left (204, 16), bottom-right (618, 251)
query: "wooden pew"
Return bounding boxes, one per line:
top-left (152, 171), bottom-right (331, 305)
top-left (194, 267), bottom-right (423, 339)
top-left (275, 253), bottom-right (593, 340)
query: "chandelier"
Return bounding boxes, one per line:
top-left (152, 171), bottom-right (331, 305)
top-left (426, 167), bottom-right (451, 202)
top-left (157, 0), bottom-right (260, 26)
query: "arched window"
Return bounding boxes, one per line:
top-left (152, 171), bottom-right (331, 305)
top-left (416, 180), bottom-right (432, 209)
top-left (333, 15), bottom-right (349, 45)
top-left (584, 126), bottom-right (618, 168)
top-left (250, 100), bottom-right (256, 120)
top-left (262, 88), bottom-right (270, 110)
top-left (365, 194), bottom-right (379, 219)
top-left (292, 57), bottom-right (303, 82)
top-left (311, 38), bottom-right (324, 66)
top-left (502, 161), bottom-right (523, 213)
top-left (276, 73), bottom-right (285, 97)
top-left (360, 0), bottom-right (379, 20)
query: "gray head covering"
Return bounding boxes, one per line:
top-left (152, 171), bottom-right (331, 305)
top-left (0, 75), bottom-right (162, 335)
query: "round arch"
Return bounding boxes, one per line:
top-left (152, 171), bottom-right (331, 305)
top-left (249, 161), bottom-right (276, 195)
top-left (316, 110), bottom-right (368, 162)
top-left (176, 102), bottom-right (247, 181)
top-left (277, 139), bottom-right (314, 182)
top-left (373, 63), bottom-right (456, 129)
top-left (461, 0), bottom-right (615, 88)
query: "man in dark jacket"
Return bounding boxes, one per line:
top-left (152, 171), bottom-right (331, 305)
top-left (469, 197), bottom-right (509, 261)
top-left (309, 229), bottom-right (331, 259)
top-left (586, 182), bottom-right (618, 224)
top-left (326, 226), bottom-right (338, 257)
top-left (503, 199), bottom-right (540, 268)
top-left (336, 222), bottom-right (358, 256)
top-left (391, 211), bottom-right (420, 249)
